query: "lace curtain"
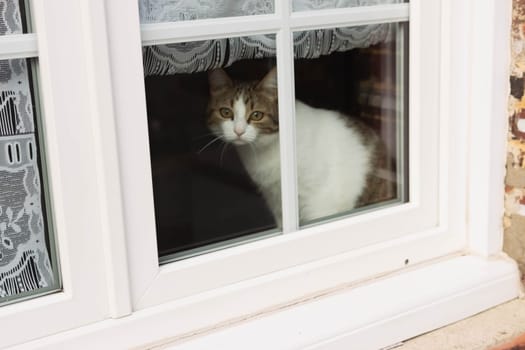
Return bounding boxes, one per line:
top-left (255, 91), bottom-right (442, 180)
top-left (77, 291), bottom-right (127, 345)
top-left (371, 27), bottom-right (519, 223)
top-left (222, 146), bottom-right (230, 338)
top-left (0, 1), bottom-right (56, 302)
top-left (140, 0), bottom-right (402, 75)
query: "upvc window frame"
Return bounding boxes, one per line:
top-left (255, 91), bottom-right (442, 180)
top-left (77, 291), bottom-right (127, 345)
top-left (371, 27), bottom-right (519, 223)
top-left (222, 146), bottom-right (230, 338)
top-left (1, 0), bottom-right (520, 349)
top-left (111, 0), bottom-right (456, 311)
top-left (0, 1), bottom-right (122, 347)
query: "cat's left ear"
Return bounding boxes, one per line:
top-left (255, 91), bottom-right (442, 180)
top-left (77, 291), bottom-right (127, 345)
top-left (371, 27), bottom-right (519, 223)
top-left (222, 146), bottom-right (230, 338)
top-left (256, 66), bottom-right (278, 94)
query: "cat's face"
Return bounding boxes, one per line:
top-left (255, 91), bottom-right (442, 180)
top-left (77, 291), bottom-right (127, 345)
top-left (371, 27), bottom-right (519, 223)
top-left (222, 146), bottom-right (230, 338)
top-left (207, 68), bottom-right (279, 147)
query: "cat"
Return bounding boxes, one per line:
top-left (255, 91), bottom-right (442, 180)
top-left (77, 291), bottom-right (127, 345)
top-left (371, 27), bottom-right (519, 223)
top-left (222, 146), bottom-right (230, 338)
top-left (206, 67), bottom-right (393, 226)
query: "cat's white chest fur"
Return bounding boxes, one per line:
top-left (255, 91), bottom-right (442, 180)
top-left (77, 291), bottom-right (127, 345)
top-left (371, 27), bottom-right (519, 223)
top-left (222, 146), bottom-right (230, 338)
top-left (237, 100), bottom-right (374, 225)
top-left (207, 68), bottom-right (378, 225)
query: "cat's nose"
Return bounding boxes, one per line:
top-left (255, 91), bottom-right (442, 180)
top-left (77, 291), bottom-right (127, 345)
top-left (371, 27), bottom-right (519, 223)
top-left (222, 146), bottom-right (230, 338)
top-left (234, 125), bottom-right (245, 136)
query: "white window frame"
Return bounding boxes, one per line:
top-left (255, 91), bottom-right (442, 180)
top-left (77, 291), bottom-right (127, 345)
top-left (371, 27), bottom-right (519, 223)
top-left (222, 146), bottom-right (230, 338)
top-left (1, 0), bottom-right (520, 349)
top-left (113, 0), bottom-right (452, 311)
top-left (0, 1), bottom-right (122, 347)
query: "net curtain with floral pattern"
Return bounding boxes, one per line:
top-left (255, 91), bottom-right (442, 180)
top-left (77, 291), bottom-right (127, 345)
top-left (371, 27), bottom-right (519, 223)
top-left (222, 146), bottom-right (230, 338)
top-left (0, 1), bottom-right (56, 303)
top-left (139, 0), bottom-right (402, 75)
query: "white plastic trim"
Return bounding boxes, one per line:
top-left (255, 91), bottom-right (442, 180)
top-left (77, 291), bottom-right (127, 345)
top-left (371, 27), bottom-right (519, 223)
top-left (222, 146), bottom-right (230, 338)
top-left (160, 256), bottom-right (521, 350)
top-left (276, 0), bottom-right (300, 232)
top-left (78, 0), bottom-right (132, 318)
top-left (467, 0), bottom-right (512, 256)
top-left (140, 3), bottom-right (410, 46)
top-left (289, 3), bottom-right (409, 30)
top-left (10, 255), bottom-right (520, 349)
top-left (0, 34), bottom-right (37, 60)
top-left (141, 16), bottom-right (282, 45)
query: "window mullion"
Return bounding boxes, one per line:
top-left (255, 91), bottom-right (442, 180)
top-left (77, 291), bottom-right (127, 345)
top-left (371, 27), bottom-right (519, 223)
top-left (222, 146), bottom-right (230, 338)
top-left (289, 3), bottom-right (410, 30)
top-left (79, 0), bottom-right (133, 318)
top-left (276, 0), bottom-right (299, 233)
top-left (0, 34), bottom-right (37, 60)
top-left (140, 16), bottom-right (282, 46)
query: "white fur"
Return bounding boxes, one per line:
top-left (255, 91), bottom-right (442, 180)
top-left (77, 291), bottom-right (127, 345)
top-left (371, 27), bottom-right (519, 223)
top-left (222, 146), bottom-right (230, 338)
top-left (217, 99), bottom-right (375, 225)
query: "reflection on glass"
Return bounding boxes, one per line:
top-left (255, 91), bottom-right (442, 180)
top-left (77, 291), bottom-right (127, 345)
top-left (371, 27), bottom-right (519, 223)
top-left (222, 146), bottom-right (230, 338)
top-left (138, 0), bottom-right (274, 23)
top-left (144, 36), bottom-right (280, 262)
top-left (293, 22), bottom-right (408, 226)
top-left (293, 0), bottom-right (407, 12)
top-left (0, 58), bottom-right (60, 306)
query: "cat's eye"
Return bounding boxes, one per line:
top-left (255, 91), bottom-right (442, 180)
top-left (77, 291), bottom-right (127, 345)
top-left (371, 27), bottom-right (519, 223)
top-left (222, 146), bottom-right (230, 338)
top-left (219, 108), bottom-right (233, 119)
top-left (249, 111), bottom-right (264, 121)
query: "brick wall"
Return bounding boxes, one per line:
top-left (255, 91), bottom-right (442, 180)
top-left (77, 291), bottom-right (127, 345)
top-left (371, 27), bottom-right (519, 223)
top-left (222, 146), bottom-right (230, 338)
top-left (504, 0), bottom-right (525, 278)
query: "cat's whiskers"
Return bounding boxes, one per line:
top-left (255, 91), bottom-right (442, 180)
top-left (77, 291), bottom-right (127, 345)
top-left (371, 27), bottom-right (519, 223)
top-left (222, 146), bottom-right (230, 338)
top-left (197, 136), bottom-right (223, 154)
top-left (219, 143), bottom-right (229, 166)
top-left (192, 132), bottom-right (218, 141)
top-left (247, 142), bottom-right (259, 164)
top-left (205, 68), bottom-right (389, 225)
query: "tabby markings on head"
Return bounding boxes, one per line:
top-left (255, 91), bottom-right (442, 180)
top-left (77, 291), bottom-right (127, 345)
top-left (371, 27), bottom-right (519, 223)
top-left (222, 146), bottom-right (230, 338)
top-left (207, 68), bottom-right (279, 146)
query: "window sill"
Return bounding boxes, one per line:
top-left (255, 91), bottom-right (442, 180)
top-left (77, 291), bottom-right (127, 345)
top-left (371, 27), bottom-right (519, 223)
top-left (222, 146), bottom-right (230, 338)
top-left (161, 255), bottom-right (521, 350)
top-left (13, 254), bottom-right (520, 349)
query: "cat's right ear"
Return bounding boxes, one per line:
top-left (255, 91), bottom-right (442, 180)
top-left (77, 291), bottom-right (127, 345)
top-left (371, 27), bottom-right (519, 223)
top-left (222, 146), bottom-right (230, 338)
top-left (208, 69), bottom-right (233, 96)
top-left (256, 66), bottom-right (278, 93)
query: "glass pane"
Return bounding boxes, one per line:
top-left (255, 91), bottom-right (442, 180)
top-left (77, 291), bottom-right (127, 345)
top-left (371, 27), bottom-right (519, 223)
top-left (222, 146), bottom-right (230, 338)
top-left (144, 35), bottom-right (281, 262)
top-left (0, 58), bottom-right (60, 306)
top-left (0, 0), bottom-right (31, 35)
top-left (293, 22), bottom-right (408, 226)
top-left (139, 0), bottom-right (274, 23)
top-left (293, 0), bottom-right (407, 12)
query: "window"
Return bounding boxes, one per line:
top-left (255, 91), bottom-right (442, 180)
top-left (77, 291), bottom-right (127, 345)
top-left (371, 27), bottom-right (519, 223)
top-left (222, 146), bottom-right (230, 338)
top-left (1, 0), bottom-right (518, 348)
top-left (0, 0), bottom-right (60, 307)
top-left (0, 1), bottom-right (113, 347)
top-left (144, 39), bottom-right (281, 261)
top-left (142, 13), bottom-right (409, 262)
top-left (118, 0), bottom-right (454, 310)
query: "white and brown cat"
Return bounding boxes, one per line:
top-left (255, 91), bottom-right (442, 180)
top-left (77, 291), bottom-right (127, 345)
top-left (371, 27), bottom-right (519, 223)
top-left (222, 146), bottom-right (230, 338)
top-left (207, 67), bottom-right (392, 225)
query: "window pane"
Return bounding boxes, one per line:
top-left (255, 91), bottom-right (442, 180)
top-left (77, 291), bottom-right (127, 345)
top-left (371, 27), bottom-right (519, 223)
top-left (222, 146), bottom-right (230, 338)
top-left (139, 0), bottom-right (274, 23)
top-left (144, 35), bottom-right (281, 262)
top-left (293, 22), bottom-right (408, 226)
top-left (0, 58), bottom-right (60, 306)
top-left (293, 0), bottom-right (407, 12)
top-left (0, 0), bottom-right (31, 35)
